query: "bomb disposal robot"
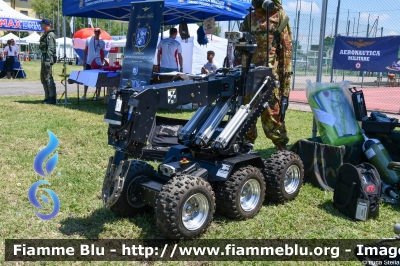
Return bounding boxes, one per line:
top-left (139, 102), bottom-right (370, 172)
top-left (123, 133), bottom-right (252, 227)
top-left (102, 32), bottom-right (304, 239)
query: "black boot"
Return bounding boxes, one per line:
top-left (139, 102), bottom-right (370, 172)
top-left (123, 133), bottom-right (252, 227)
top-left (44, 97), bottom-right (57, 105)
top-left (42, 98), bottom-right (49, 104)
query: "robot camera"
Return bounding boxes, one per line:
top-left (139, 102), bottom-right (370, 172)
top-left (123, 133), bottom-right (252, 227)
top-left (225, 31), bottom-right (243, 43)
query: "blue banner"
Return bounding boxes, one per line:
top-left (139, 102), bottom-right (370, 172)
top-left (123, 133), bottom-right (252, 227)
top-left (121, 1), bottom-right (164, 87)
top-left (0, 18), bottom-right (42, 31)
top-left (333, 36), bottom-right (400, 72)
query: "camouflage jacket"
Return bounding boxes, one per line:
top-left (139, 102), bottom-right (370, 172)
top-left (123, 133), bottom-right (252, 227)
top-left (39, 29), bottom-right (56, 63)
top-left (241, 6), bottom-right (293, 97)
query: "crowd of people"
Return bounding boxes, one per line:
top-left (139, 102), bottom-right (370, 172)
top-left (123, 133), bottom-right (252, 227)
top-left (156, 27), bottom-right (220, 75)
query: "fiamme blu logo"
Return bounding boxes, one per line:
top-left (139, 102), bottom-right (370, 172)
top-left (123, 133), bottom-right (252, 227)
top-left (28, 130), bottom-right (60, 220)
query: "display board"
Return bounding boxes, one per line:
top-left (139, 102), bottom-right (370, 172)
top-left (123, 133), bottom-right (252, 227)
top-left (121, 0), bottom-right (164, 87)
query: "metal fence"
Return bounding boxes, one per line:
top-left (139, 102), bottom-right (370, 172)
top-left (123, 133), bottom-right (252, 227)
top-left (227, 0), bottom-right (400, 114)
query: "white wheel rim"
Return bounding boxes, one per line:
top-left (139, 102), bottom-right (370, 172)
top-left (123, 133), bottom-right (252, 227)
top-left (240, 179), bottom-right (261, 212)
top-left (182, 193), bottom-right (209, 231)
top-left (284, 165), bottom-right (301, 194)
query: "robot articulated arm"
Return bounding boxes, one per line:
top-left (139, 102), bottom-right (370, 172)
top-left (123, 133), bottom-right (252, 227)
top-left (104, 77), bottom-right (225, 157)
top-left (104, 30), bottom-right (279, 158)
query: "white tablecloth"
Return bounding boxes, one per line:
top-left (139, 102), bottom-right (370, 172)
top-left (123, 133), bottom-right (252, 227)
top-left (69, 70), bottom-right (120, 87)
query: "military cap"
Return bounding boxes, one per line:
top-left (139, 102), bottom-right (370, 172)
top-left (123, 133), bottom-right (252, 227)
top-left (41, 18), bottom-right (51, 26)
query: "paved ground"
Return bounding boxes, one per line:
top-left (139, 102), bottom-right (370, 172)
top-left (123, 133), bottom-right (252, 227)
top-left (290, 87), bottom-right (400, 114)
top-left (0, 81), bottom-right (48, 96)
top-left (1, 81), bottom-right (399, 120)
top-left (0, 74), bottom-right (389, 96)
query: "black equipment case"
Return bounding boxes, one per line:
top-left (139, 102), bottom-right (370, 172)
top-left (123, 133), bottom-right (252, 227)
top-left (349, 87), bottom-right (399, 133)
top-left (333, 162), bottom-right (381, 221)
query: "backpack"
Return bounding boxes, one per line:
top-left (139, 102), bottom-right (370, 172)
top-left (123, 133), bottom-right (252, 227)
top-left (333, 163), bottom-right (381, 221)
top-left (197, 25), bottom-right (208, 46)
top-left (179, 19), bottom-right (190, 42)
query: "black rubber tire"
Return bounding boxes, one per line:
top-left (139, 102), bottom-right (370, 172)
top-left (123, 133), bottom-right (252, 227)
top-left (109, 161), bottom-right (154, 217)
top-left (216, 166), bottom-right (266, 219)
top-left (155, 175), bottom-right (215, 239)
top-left (263, 150), bottom-right (304, 204)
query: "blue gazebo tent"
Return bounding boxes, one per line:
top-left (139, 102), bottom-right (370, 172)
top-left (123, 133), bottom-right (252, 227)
top-left (62, 0), bottom-right (251, 24)
top-left (0, 0), bottom-right (42, 32)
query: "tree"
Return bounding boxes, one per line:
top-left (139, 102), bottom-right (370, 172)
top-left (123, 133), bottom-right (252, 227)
top-left (31, 0), bottom-right (56, 19)
top-left (2, 31), bottom-right (28, 38)
top-left (292, 40), bottom-right (302, 51)
top-left (323, 36), bottom-right (335, 48)
top-left (31, 0), bottom-right (63, 36)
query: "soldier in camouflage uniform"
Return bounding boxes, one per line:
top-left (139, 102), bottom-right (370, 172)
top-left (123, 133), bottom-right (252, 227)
top-left (39, 18), bottom-right (57, 104)
top-left (240, 0), bottom-right (292, 150)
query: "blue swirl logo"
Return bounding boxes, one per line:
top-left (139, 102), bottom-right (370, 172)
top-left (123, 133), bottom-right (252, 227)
top-left (28, 180), bottom-right (60, 220)
top-left (29, 130), bottom-right (60, 220)
top-left (33, 130), bottom-right (59, 177)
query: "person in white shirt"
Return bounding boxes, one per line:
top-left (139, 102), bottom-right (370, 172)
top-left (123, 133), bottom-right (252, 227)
top-left (80, 27), bottom-right (106, 101)
top-left (10, 39), bottom-right (19, 61)
top-left (156, 28), bottom-right (183, 73)
top-left (3, 40), bottom-right (18, 79)
top-left (201, 50), bottom-right (219, 74)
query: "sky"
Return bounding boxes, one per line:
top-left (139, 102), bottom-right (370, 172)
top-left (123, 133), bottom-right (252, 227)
top-left (219, 0), bottom-right (400, 51)
top-left (281, 0), bottom-right (400, 50)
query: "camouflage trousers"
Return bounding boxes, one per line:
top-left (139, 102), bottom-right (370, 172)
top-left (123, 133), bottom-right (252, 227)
top-left (242, 87), bottom-right (289, 146)
top-left (40, 57), bottom-right (56, 99)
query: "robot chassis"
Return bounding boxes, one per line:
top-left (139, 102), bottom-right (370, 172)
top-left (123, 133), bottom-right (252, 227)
top-left (102, 32), bottom-right (304, 239)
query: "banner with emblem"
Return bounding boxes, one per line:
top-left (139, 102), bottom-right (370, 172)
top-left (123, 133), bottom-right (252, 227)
top-left (121, 0), bottom-right (164, 87)
top-left (332, 36), bottom-right (400, 72)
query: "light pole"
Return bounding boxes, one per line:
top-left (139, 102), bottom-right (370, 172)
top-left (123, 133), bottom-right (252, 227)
top-left (329, 0), bottom-right (341, 83)
top-left (58, 0), bottom-right (60, 38)
top-left (312, 0), bottom-right (329, 138)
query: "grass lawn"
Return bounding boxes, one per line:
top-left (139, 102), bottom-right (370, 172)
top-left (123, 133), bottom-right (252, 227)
top-left (1, 60), bottom-right (82, 82)
top-left (0, 94), bottom-right (399, 266)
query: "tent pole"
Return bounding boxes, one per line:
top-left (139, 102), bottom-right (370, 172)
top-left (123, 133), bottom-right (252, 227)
top-left (60, 16), bottom-right (70, 105)
top-left (329, 0), bottom-right (340, 83)
top-left (18, 31), bottom-right (21, 61)
top-left (58, 0), bottom-right (60, 38)
top-left (312, 0), bottom-right (329, 138)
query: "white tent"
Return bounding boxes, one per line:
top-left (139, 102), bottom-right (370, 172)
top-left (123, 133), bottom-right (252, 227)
top-left (110, 38), bottom-right (127, 48)
top-left (157, 24), bottom-right (227, 74)
top-left (110, 24), bottom-right (228, 74)
top-left (55, 37), bottom-right (75, 58)
top-left (0, 32), bottom-right (25, 44)
top-left (154, 24), bottom-right (228, 74)
top-left (21, 32), bottom-right (40, 44)
top-left (56, 37), bottom-right (72, 46)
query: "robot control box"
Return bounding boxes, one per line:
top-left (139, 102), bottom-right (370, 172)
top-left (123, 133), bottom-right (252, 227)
top-left (349, 87), bottom-right (399, 133)
top-left (245, 68), bottom-right (273, 95)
